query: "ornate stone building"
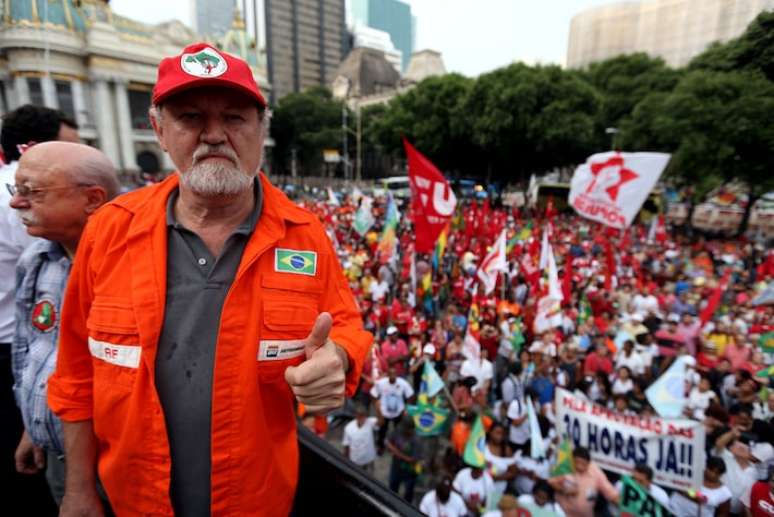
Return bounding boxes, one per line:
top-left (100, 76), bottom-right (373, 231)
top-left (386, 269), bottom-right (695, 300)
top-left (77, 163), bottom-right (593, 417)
top-left (0, 0), bottom-right (270, 176)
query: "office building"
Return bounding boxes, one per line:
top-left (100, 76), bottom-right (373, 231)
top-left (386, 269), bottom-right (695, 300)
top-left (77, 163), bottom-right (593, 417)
top-left (350, 0), bottom-right (413, 72)
top-left (0, 0), bottom-right (270, 176)
top-left (264, 0), bottom-right (347, 102)
top-left (192, 0), bottom-right (236, 37)
top-left (567, 0), bottom-right (774, 68)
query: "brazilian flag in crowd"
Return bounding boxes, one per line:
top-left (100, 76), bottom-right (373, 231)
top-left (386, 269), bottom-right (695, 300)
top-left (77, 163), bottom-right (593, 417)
top-left (577, 294), bottom-right (592, 326)
top-left (409, 362), bottom-right (449, 436)
top-left (418, 362), bottom-right (445, 404)
top-left (463, 415), bottom-right (487, 468)
top-left (759, 331), bottom-right (774, 354)
top-left (510, 317), bottom-right (525, 353)
top-left (550, 438), bottom-right (575, 477)
top-left (406, 403), bottom-right (450, 437)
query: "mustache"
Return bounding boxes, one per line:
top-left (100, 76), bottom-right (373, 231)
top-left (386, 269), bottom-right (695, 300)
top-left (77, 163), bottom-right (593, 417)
top-left (16, 209), bottom-right (39, 225)
top-left (192, 145), bottom-right (239, 166)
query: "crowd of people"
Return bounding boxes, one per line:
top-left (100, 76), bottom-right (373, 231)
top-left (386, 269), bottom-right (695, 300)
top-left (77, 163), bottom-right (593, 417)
top-left (298, 188), bottom-right (774, 517)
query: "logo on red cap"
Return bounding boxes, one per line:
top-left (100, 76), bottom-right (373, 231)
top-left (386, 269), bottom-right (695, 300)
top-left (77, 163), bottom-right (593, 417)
top-left (180, 47), bottom-right (228, 78)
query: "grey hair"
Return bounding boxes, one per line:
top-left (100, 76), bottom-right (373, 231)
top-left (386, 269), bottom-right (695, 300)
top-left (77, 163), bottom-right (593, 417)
top-left (74, 152), bottom-right (121, 200)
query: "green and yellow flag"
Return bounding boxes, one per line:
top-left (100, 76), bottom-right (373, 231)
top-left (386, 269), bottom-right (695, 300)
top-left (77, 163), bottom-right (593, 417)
top-left (463, 415), bottom-right (487, 468)
top-left (407, 403), bottom-right (450, 437)
top-left (759, 332), bottom-right (774, 354)
top-left (619, 475), bottom-right (672, 517)
top-left (550, 438), bottom-right (574, 477)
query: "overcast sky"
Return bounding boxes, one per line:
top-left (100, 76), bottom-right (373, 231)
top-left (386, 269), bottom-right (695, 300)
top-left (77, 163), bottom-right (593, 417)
top-left (110, 0), bottom-right (622, 76)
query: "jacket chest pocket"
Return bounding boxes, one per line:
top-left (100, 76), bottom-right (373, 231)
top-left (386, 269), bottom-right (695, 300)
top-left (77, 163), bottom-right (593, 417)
top-left (86, 298), bottom-right (140, 389)
top-left (257, 276), bottom-right (321, 382)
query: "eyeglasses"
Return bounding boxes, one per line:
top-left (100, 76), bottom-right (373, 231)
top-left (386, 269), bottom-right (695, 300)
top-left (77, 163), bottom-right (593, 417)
top-left (6, 182), bottom-right (93, 200)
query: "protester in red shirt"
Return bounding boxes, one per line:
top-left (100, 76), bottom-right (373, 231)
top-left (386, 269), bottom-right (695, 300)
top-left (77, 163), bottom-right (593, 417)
top-left (583, 343), bottom-right (614, 377)
top-left (381, 326), bottom-right (410, 377)
top-left (743, 468), bottom-right (774, 517)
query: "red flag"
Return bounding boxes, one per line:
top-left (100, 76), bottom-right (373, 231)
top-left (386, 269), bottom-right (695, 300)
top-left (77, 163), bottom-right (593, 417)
top-left (700, 269), bottom-right (732, 324)
top-left (403, 138), bottom-right (457, 253)
top-left (655, 214), bottom-right (667, 243)
top-left (562, 254), bottom-right (573, 304)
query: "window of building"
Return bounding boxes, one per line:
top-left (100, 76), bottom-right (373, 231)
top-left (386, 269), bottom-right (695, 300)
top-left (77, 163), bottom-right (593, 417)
top-left (27, 77), bottom-right (44, 106)
top-left (55, 80), bottom-right (75, 120)
top-left (128, 88), bottom-right (152, 130)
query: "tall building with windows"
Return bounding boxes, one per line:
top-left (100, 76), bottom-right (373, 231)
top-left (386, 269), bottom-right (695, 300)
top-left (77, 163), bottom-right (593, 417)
top-left (192, 0), bottom-right (236, 38)
top-left (263, 0), bottom-right (347, 102)
top-left (567, 0), bottom-right (774, 68)
top-left (350, 0), bottom-right (413, 72)
top-left (0, 0), bottom-right (269, 176)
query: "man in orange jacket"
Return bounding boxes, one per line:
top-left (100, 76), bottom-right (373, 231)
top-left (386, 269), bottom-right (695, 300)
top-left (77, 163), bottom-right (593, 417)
top-left (48, 42), bottom-right (372, 516)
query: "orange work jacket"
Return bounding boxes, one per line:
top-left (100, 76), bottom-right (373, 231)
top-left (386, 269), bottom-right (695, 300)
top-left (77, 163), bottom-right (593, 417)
top-left (48, 174), bottom-right (372, 516)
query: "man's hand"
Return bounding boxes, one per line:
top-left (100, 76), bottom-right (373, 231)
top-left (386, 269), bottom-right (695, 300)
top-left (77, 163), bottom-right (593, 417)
top-left (60, 489), bottom-right (105, 517)
top-left (15, 430), bottom-right (45, 474)
top-left (285, 312), bottom-right (349, 415)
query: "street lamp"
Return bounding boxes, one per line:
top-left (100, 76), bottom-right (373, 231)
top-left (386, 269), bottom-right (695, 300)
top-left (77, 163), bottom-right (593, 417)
top-left (605, 127), bottom-right (619, 151)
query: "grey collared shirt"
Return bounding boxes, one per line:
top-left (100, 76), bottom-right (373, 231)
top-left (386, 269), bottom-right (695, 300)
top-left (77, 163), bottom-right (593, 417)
top-left (155, 180), bottom-right (262, 517)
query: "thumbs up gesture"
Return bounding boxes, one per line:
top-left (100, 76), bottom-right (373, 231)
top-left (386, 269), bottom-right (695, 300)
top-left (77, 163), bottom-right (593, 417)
top-left (284, 312), bottom-right (350, 415)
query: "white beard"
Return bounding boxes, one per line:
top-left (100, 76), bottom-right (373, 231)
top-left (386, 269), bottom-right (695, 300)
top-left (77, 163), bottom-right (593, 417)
top-left (180, 160), bottom-right (253, 196)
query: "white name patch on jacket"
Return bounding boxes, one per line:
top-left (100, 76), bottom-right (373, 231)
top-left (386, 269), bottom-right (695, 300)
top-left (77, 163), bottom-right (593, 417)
top-left (88, 338), bottom-right (141, 368)
top-left (258, 340), bottom-right (306, 361)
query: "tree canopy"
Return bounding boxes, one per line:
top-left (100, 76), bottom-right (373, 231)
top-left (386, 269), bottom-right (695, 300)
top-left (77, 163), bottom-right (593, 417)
top-left (269, 10), bottom-right (773, 200)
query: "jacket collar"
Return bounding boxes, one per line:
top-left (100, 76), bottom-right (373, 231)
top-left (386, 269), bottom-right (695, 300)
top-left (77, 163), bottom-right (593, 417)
top-left (120, 171), bottom-right (310, 240)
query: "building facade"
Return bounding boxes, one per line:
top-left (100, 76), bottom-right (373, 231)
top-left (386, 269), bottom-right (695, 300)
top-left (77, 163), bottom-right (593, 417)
top-left (350, 23), bottom-right (401, 74)
top-left (0, 0), bottom-right (270, 177)
top-left (350, 0), bottom-right (413, 72)
top-left (192, 0), bottom-right (236, 38)
top-left (264, 0), bottom-right (347, 103)
top-left (567, 0), bottom-right (774, 68)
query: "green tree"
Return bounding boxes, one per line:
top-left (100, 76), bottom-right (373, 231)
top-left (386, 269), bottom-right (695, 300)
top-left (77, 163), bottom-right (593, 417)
top-left (581, 53), bottom-right (681, 148)
top-left (621, 70), bottom-right (774, 231)
top-left (365, 73), bottom-right (476, 177)
top-left (271, 87), bottom-right (346, 176)
top-left (462, 63), bottom-right (600, 184)
top-left (689, 10), bottom-right (774, 81)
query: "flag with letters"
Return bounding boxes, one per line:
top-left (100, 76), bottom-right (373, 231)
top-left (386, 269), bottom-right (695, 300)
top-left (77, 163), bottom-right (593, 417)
top-left (619, 475), bottom-right (673, 517)
top-left (404, 138), bottom-right (457, 253)
top-left (569, 152), bottom-right (670, 229)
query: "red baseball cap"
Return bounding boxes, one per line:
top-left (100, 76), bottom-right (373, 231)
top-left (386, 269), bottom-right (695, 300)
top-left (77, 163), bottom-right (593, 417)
top-left (152, 42), bottom-right (266, 107)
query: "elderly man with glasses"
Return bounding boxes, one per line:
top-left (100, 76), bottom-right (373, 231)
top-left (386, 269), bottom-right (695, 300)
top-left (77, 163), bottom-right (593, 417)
top-left (8, 141), bottom-right (119, 509)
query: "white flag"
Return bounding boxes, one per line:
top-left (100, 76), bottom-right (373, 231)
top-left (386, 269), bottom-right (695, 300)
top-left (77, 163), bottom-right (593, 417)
top-left (462, 328), bottom-right (481, 361)
top-left (645, 355), bottom-right (690, 418)
top-left (546, 243), bottom-right (563, 302)
top-left (569, 152), bottom-right (670, 229)
top-left (327, 186), bottom-right (340, 206)
top-left (353, 196), bottom-right (375, 236)
top-left (534, 295), bottom-right (562, 334)
top-left (527, 397), bottom-right (546, 460)
top-left (476, 230), bottom-right (507, 295)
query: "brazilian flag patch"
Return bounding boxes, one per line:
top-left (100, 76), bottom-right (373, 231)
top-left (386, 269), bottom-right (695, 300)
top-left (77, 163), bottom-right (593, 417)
top-left (275, 248), bottom-right (317, 276)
